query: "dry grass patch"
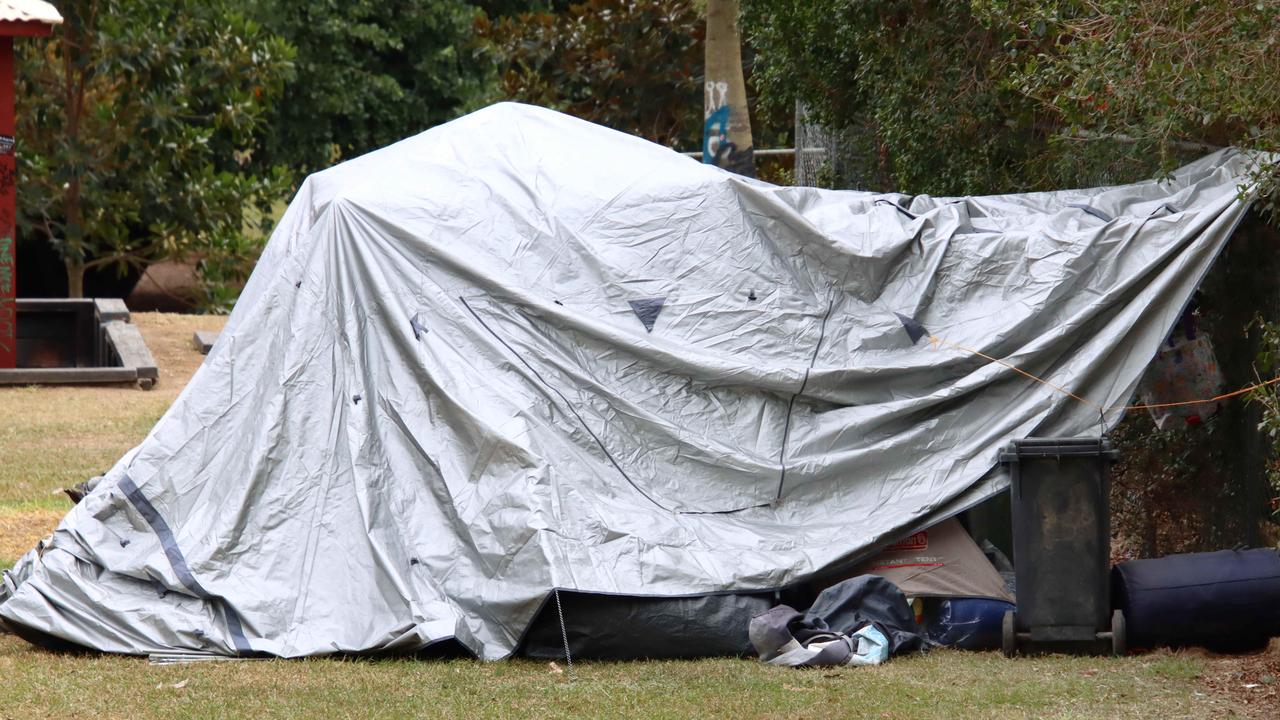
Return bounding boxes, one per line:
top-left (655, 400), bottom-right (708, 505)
top-left (0, 313), bottom-right (225, 506)
top-left (0, 505), bottom-right (64, 568)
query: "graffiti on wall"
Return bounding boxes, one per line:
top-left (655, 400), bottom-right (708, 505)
top-left (0, 163), bottom-right (13, 236)
top-left (702, 103), bottom-right (732, 162)
top-left (0, 235), bottom-right (13, 358)
top-left (702, 81), bottom-right (753, 176)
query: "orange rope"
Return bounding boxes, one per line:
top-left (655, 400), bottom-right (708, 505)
top-left (927, 335), bottom-right (1102, 410)
top-left (1122, 375), bottom-right (1280, 411)
top-left (927, 334), bottom-right (1280, 416)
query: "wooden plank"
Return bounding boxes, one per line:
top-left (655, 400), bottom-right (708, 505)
top-left (77, 299), bottom-right (94, 366)
top-left (0, 366), bottom-right (137, 385)
top-left (94, 298), bottom-right (130, 323)
top-left (15, 298), bottom-right (94, 312)
top-left (192, 330), bottom-right (219, 355)
top-left (104, 321), bottom-right (158, 386)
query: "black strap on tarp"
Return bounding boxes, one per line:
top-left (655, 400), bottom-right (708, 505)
top-left (119, 474), bottom-right (253, 654)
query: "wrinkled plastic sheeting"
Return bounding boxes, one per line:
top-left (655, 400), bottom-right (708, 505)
top-left (0, 103), bottom-right (1268, 660)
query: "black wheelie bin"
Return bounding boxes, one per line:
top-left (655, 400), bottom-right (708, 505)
top-left (999, 437), bottom-right (1125, 656)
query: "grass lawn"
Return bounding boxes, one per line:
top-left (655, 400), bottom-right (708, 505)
top-left (0, 635), bottom-right (1243, 720)
top-left (0, 313), bottom-right (1274, 719)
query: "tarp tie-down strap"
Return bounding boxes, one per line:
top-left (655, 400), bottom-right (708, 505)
top-left (874, 198), bottom-right (918, 219)
top-left (1066, 203), bottom-right (1114, 222)
top-left (119, 474), bottom-right (253, 654)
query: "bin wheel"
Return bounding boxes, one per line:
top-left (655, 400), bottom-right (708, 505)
top-left (1002, 609), bottom-right (1017, 658)
top-left (1111, 609), bottom-right (1126, 656)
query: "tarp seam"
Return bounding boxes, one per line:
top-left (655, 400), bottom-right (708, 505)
top-left (776, 292), bottom-right (837, 501)
top-left (457, 296), bottom-right (672, 512)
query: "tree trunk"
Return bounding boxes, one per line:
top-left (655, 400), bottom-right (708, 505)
top-left (65, 258), bottom-right (85, 298)
top-left (703, 0), bottom-right (754, 177)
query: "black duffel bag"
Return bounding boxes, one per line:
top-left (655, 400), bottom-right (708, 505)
top-left (1112, 548), bottom-right (1280, 652)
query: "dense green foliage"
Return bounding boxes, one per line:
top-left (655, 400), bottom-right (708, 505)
top-left (478, 0), bottom-right (707, 150)
top-left (743, 0), bottom-right (1279, 199)
top-left (744, 0), bottom-right (1047, 193)
top-left (253, 0), bottom-right (492, 177)
top-left (16, 0), bottom-right (507, 308)
top-left (15, 0), bottom-right (293, 303)
top-left (990, 0), bottom-right (1280, 217)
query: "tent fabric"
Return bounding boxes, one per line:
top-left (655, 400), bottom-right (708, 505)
top-left (0, 103), bottom-right (1265, 660)
top-left (851, 519), bottom-right (1014, 603)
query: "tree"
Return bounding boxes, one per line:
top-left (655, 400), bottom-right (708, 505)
top-left (741, 0), bottom-right (1279, 197)
top-left (16, 0), bottom-right (293, 300)
top-left (703, 0), bottom-right (754, 176)
top-left (479, 0), bottom-right (791, 169)
top-left (472, 0), bottom-right (564, 15)
top-left (478, 0), bottom-right (707, 150)
top-left (254, 0), bottom-right (492, 178)
top-left (981, 0), bottom-right (1280, 211)
top-left (741, 0), bottom-right (1048, 194)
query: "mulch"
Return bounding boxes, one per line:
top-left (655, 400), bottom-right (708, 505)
top-left (1195, 639), bottom-right (1280, 718)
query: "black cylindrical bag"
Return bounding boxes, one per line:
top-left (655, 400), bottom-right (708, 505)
top-left (1112, 548), bottom-right (1280, 652)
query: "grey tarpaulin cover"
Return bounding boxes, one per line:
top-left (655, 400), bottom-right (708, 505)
top-left (0, 103), bottom-right (1265, 659)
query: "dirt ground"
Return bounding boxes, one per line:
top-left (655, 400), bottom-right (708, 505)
top-left (1198, 640), bottom-right (1280, 718)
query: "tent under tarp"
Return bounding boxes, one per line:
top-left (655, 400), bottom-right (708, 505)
top-left (0, 103), bottom-right (1265, 660)
top-left (854, 519), bottom-right (1013, 603)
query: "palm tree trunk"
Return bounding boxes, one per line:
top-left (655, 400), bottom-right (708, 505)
top-left (703, 0), bottom-right (754, 177)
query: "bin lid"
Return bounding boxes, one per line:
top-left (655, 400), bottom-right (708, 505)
top-left (1000, 437), bottom-right (1118, 461)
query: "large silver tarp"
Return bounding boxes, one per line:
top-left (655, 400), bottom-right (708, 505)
top-left (0, 104), bottom-right (1262, 659)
